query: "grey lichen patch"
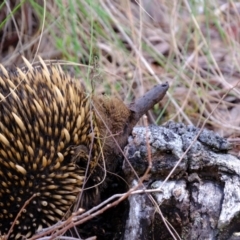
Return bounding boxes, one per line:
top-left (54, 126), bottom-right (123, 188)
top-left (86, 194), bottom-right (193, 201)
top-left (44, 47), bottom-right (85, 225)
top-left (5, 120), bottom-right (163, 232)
top-left (123, 122), bottom-right (240, 239)
top-left (130, 125), bottom-right (184, 156)
top-left (124, 180), bottom-right (154, 240)
top-left (124, 122), bottom-right (233, 180)
top-left (151, 180), bottom-right (188, 203)
top-left (218, 175), bottom-right (240, 229)
top-left (123, 125), bottom-right (187, 179)
top-left (190, 149), bottom-right (240, 175)
top-left (165, 121), bottom-right (231, 152)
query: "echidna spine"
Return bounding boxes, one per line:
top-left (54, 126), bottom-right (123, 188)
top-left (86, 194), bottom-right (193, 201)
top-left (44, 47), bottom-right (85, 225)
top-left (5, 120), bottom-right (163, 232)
top-left (0, 57), bottom-right (101, 239)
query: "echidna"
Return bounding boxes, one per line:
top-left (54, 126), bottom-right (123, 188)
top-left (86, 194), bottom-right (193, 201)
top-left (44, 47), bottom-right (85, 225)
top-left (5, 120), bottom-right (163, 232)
top-left (0, 57), bottom-right (168, 239)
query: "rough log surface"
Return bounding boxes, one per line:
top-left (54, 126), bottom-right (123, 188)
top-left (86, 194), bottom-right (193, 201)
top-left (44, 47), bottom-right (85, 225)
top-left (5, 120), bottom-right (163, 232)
top-left (123, 122), bottom-right (240, 240)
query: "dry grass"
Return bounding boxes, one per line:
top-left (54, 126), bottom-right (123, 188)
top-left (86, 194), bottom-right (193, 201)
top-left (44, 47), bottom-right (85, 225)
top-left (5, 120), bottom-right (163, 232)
top-left (2, 1), bottom-right (240, 147)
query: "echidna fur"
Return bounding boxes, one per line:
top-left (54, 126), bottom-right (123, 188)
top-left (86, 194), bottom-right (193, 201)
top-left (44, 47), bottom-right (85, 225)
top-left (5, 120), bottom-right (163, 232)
top-left (0, 57), bottom-right (107, 239)
top-left (0, 57), bottom-right (169, 239)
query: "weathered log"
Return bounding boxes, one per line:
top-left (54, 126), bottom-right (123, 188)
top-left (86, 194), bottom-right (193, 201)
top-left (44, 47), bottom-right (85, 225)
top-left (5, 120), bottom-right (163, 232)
top-left (123, 122), bottom-right (240, 240)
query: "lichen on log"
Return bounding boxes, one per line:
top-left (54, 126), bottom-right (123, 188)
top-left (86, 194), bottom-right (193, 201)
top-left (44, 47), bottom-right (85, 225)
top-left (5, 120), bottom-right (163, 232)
top-left (123, 122), bottom-right (240, 240)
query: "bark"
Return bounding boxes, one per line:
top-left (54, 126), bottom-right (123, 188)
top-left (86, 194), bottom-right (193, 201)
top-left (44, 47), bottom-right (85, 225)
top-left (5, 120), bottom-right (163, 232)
top-left (122, 122), bottom-right (240, 240)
